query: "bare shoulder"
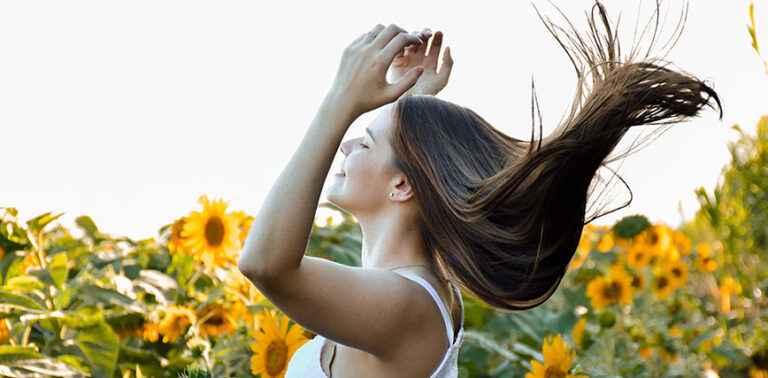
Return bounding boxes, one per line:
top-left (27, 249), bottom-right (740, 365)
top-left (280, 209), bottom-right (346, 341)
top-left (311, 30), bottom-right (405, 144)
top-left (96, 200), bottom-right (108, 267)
top-left (243, 256), bottom-right (437, 358)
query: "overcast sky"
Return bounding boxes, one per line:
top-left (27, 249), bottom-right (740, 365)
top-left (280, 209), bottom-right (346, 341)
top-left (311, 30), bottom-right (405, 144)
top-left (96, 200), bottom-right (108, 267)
top-left (2, 0), bottom-right (766, 240)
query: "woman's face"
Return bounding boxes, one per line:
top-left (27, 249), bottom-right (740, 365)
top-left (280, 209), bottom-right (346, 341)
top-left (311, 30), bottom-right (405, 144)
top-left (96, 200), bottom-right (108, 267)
top-left (327, 104), bottom-right (400, 215)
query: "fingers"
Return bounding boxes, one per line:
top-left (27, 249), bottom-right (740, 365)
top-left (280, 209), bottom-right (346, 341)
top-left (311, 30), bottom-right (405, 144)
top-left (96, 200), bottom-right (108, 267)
top-left (427, 31), bottom-right (443, 59)
top-left (371, 24), bottom-right (418, 51)
top-left (387, 66), bottom-right (425, 102)
top-left (411, 28), bottom-right (432, 55)
top-left (380, 31), bottom-right (423, 64)
top-left (352, 24), bottom-right (386, 46)
top-left (437, 45), bottom-right (453, 80)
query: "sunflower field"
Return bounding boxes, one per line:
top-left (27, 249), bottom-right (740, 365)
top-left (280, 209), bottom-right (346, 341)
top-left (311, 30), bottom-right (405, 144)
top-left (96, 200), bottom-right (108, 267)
top-left (2, 150), bottom-right (768, 378)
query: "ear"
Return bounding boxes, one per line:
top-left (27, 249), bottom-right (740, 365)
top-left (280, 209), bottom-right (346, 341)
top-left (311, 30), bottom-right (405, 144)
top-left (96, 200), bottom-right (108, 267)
top-left (390, 173), bottom-right (414, 201)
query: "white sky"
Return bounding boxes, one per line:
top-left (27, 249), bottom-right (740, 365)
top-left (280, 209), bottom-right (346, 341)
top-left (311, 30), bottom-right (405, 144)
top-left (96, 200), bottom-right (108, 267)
top-left (2, 0), bottom-right (766, 240)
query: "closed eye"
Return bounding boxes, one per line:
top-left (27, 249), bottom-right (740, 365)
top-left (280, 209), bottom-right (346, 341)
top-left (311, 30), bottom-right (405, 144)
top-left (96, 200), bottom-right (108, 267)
top-left (359, 143), bottom-right (368, 149)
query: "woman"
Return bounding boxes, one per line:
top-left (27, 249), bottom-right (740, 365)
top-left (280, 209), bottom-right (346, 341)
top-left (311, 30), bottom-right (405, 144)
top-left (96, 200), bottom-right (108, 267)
top-left (239, 1), bottom-right (722, 377)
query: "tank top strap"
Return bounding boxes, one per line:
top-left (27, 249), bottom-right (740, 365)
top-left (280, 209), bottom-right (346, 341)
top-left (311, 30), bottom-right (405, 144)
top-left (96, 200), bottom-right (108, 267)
top-left (399, 273), bottom-right (455, 345)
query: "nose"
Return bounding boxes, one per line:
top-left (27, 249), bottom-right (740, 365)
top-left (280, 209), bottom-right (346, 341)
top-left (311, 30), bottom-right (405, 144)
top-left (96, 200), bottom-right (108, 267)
top-left (340, 139), bottom-right (350, 156)
top-left (339, 137), bottom-right (360, 156)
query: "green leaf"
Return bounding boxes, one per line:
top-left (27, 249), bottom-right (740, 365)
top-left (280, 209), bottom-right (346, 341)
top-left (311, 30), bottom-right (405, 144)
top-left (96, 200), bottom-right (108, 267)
top-left (53, 287), bottom-right (72, 310)
top-left (25, 212), bottom-right (65, 235)
top-left (74, 216), bottom-right (100, 241)
top-left (0, 290), bottom-right (46, 314)
top-left (63, 306), bottom-right (105, 329)
top-left (4, 276), bottom-right (46, 292)
top-left (688, 329), bottom-right (716, 349)
top-left (49, 253), bottom-right (68, 290)
top-left (0, 345), bottom-right (43, 364)
top-left (612, 215), bottom-right (650, 239)
top-left (74, 284), bottom-right (133, 307)
top-left (7, 358), bottom-right (88, 377)
top-left (73, 320), bottom-right (118, 378)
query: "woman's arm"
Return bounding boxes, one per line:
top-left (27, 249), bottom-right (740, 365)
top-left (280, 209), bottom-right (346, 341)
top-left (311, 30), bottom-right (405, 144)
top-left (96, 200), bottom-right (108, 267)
top-left (238, 23), bottom-right (425, 279)
top-left (238, 93), bottom-right (356, 277)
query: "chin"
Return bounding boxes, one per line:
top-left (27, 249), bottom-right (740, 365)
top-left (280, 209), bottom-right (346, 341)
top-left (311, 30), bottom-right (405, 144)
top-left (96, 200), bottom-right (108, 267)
top-left (326, 192), bottom-right (353, 216)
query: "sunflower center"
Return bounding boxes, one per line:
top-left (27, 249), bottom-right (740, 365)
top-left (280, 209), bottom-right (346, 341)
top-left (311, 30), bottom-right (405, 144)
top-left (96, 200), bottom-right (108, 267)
top-left (657, 276), bottom-right (669, 289)
top-left (206, 315), bottom-right (224, 326)
top-left (265, 339), bottom-right (288, 376)
top-left (631, 275), bottom-right (642, 288)
top-left (648, 232), bottom-right (659, 245)
top-left (205, 216), bottom-right (226, 247)
top-left (544, 366), bottom-right (567, 378)
top-left (603, 281), bottom-right (622, 300)
top-left (671, 267), bottom-right (682, 278)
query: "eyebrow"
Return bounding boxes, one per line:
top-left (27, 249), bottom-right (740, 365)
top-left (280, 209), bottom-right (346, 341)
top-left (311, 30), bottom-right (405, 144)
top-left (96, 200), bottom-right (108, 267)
top-left (365, 128), bottom-right (376, 143)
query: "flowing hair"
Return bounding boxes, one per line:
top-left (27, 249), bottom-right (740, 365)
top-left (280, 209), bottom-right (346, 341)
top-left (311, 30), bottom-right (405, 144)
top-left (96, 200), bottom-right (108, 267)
top-left (388, 0), bottom-right (722, 310)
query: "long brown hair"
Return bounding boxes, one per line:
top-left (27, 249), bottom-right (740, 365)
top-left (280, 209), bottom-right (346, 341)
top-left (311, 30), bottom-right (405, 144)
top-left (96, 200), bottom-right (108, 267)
top-left (388, 0), bottom-right (722, 311)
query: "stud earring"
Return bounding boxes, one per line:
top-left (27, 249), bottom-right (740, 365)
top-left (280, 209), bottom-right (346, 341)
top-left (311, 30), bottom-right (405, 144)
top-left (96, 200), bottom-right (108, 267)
top-left (389, 193), bottom-right (394, 199)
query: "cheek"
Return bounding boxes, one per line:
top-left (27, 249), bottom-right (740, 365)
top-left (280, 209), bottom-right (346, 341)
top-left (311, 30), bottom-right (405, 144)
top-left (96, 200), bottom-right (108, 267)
top-left (338, 155), bottom-right (388, 201)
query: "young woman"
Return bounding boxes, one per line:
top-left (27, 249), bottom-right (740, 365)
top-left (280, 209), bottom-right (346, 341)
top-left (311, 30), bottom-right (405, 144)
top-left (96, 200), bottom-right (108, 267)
top-left (239, 1), bottom-right (722, 377)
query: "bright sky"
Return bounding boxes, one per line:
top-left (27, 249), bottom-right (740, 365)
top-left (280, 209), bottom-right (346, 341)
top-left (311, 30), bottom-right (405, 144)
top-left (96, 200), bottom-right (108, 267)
top-left (2, 0), bottom-right (766, 241)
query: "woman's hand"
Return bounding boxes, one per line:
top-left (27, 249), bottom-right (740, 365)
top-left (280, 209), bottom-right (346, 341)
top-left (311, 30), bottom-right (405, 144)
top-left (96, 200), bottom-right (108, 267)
top-left (327, 24), bottom-right (427, 117)
top-left (390, 28), bottom-right (453, 96)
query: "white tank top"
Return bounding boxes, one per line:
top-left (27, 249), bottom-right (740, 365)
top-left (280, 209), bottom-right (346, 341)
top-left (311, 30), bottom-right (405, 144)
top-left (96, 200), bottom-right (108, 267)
top-left (284, 273), bottom-right (465, 377)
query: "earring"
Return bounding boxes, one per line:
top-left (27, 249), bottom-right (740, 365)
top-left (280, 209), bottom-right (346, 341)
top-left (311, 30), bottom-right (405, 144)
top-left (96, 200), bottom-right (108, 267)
top-left (389, 193), bottom-right (394, 199)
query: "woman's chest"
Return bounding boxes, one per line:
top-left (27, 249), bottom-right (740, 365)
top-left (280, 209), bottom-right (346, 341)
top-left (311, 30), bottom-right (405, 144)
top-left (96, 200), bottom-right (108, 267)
top-left (318, 333), bottom-right (446, 378)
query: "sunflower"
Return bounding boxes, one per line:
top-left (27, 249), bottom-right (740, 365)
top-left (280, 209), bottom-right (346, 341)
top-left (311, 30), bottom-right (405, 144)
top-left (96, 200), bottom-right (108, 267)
top-left (636, 224), bottom-right (673, 256)
top-left (585, 266), bottom-right (633, 310)
top-left (570, 232), bottom-right (592, 269)
top-left (168, 217), bottom-right (188, 255)
top-left (222, 267), bottom-right (260, 324)
top-left (572, 318), bottom-right (586, 348)
top-left (719, 275), bottom-right (736, 313)
top-left (0, 319), bottom-right (8, 344)
top-left (696, 242), bottom-right (717, 272)
top-left (197, 304), bottom-right (237, 338)
top-left (525, 333), bottom-right (586, 378)
top-left (613, 234), bottom-right (630, 250)
top-left (230, 210), bottom-right (255, 245)
top-left (672, 231), bottom-right (691, 256)
top-left (157, 305), bottom-right (197, 343)
top-left (658, 346), bottom-right (678, 363)
top-left (250, 308), bottom-right (310, 378)
top-left (138, 321), bottom-right (160, 343)
top-left (628, 269), bottom-right (646, 292)
top-left (182, 194), bottom-right (241, 270)
top-left (666, 260), bottom-right (688, 287)
top-left (627, 242), bottom-right (652, 269)
top-left (657, 244), bottom-right (681, 263)
top-left (596, 232), bottom-right (614, 253)
top-left (650, 270), bottom-right (676, 300)
top-left (750, 368), bottom-right (768, 378)
top-left (638, 346), bottom-right (653, 357)
top-left (20, 251), bottom-right (42, 274)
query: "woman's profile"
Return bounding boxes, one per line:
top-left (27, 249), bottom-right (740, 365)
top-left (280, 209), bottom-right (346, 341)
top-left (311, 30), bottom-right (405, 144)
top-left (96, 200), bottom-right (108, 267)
top-left (238, 0), bottom-right (722, 377)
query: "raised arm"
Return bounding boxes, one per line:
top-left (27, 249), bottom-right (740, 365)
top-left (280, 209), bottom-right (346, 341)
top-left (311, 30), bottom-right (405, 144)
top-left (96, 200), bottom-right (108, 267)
top-left (238, 23), bottom-right (426, 279)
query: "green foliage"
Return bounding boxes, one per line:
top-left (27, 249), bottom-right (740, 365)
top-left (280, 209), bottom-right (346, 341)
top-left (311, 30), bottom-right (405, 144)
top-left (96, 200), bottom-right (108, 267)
top-left (612, 215), bottom-right (650, 239)
top-left (690, 115), bottom-right (768, 374)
